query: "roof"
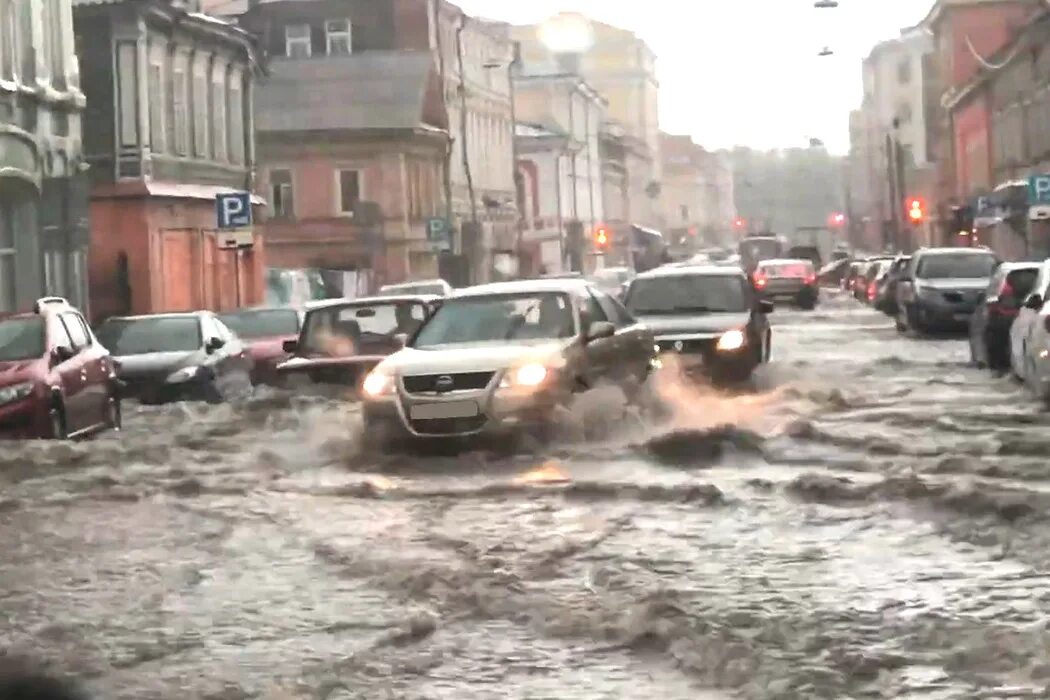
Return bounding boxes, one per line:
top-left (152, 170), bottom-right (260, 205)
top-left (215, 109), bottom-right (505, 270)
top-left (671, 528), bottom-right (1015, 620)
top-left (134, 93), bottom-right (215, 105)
top-left (636, 264), bottom-right (745, 280)
top-left (103, 312), bottom-right (204, 321)
top-left (453, 278), bottom-right (593, 297)
top-left (304, 295), bottom-right (440, 312)
top-left (379, 279), bottom-right (448, 289)
top-left (915, 246), bottom-right (997, 255)
top-left (255, 52), bottom-right (444, 134)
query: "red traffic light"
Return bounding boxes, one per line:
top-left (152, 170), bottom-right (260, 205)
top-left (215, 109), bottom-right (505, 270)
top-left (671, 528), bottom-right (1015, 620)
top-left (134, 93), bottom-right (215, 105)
top-left (906, 197), bottom-right (925, 223)
top-left (829, 212), bottom-right (845, 226)
top-left (733, 217), bottom-right (746, 229)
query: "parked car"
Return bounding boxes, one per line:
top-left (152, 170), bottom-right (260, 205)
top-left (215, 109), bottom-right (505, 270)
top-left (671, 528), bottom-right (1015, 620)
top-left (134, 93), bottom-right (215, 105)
top-left (1010, 259), bottom-right (1050, 393)
top-left (751, 258), bottom-right (819, 309)
top-left (895, 247), bottom-right (999, 334)
top-left (874, 255), bottom-right (911, 315)
top-left (623, 265), bottom-right (773, 383)
top-left (863, 259), bottom-right (894, 306)
top-left (278, 295), bottom-right (441, 388)
top-left (786, 245), bottom-right (822, 270)
top-left (970, 261), bottom-right (1039, 370)
top-left (360, 278), bottom-right (656, 445)
top-left (219, 307), bottom-right (304, 387)
top-left (0, 297), bottom-right (121, 439)
top-left (377, 279), bottom-right (453, 297)
top-left (95, 312), bottom-right (254, 404)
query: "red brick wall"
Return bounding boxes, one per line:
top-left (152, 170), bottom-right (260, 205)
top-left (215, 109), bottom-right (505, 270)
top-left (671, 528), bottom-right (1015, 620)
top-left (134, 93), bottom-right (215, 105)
top-left (953, 95), bottom-right (992, 198)
top-left (938, 2), bottom-right (1036, 89)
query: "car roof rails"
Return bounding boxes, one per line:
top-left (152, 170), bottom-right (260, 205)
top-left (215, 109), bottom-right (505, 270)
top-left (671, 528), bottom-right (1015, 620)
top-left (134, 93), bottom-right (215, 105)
top-left (34, 296), bottom-right (70, 313)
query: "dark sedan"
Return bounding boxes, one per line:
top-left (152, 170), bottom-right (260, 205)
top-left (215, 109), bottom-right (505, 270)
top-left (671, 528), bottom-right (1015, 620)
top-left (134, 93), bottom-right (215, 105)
top-left (969, 261), bottom-right (1039, 370)
top-left (277, 295), bottom-right (441, 388)
top-left (95, 312), bottom-right (254, 404)
top-left (624, 265), bottom-right (773, 383)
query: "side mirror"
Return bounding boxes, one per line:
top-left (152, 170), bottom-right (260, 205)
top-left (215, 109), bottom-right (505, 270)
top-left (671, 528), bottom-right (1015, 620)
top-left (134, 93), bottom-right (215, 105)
top-left (1024, 294), bottom-right (1043, 310)
top-left (282, 338), bottom-right (298, 354)
top-left (393, 333), bottom-right (408, 349)
top-left (759, 299), bottom-right (774, 314)
top-left (585, 321), bottom-right (615, 342)
top-left (51, 345), bottom-right (75, 364)
top-left (205, 337), bottom-right (225, 353)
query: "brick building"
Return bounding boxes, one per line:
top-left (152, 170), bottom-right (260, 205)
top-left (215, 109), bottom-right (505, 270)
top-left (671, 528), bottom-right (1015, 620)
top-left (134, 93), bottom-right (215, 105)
top-left (74, 0), bottom-right (263, 321)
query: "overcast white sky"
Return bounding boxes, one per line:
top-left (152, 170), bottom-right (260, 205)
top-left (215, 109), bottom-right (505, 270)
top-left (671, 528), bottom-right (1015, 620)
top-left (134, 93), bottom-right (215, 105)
top-left (456, 0), bottom-right (934, 154)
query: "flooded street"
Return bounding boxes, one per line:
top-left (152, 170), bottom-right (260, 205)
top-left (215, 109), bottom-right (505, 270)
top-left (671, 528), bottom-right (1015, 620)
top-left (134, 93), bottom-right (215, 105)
top-left (5, 290), bottom-right (1050, 699)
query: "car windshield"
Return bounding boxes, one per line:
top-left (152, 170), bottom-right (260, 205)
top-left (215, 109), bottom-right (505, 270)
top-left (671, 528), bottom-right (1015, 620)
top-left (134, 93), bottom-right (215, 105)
top-left (219, 309), bottom-right (300, 340)
top-left (740, 239), bottom-right (781, 259)
top-left (301, 301), bottom-right (427, 354)
top-left (916, 253), bottom-right (997, 279)
top-left (413, 293), bottom-right (575, 348)
top-left (0, 317), bottom-right (45, 362)
top-left (626, 274), bottom-right (749, 314)
top-left (95, 317), bottom-right (202, 355)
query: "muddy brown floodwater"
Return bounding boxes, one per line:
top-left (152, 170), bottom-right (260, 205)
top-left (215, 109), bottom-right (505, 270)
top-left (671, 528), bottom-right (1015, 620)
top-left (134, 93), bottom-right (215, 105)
top-left (4, 290), bottom-right (1050, 699)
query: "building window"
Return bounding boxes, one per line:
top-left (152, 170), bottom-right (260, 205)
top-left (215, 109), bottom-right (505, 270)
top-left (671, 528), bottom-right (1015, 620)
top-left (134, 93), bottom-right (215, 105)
top-left (48, 0), bottom-right (64, 88)
top-left (44, 249), bottom-right (65, 297)
top-left (39, 0), bottom-right (50, 83)
top-left (211, 62), bottom-right (226, 161)
top-left (0, 203), bottom-right (13, 311)
top-left (171, 53), bottom-right (189, 155)
top-left (325, 19), bottom-right (351, 55)
top-left (192, 55), bottom-right (208, 157)
top-left (337, 169), bottom-right (361, 215)
top-left (118, 42), bottom-right (138, 146)
top-left (228, 70), bottom-right (244, 164)
top-left (148, 45), bottom-right (166, 153)
top-left (270, 169), bottom-right (293, 218)
top-left (285, 24), bottom-right (311, 58)
top-left (897, 57), bottom-right (911, 84)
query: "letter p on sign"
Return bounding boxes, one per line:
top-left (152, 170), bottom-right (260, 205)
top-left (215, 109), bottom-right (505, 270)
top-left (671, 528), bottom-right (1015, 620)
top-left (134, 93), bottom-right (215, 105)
top-left (216, 191), bottom-right (252, 229)
top-left (1029, 176), bottom-right (1050, 206)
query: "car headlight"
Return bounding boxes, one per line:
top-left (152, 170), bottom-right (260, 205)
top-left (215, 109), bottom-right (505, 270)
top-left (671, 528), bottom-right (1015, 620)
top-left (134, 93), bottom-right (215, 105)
top-left (362, 368), bottom-right (395, 397)
top-left (0, 382), bottom-right (34, 405)
top-left (166, 366), bottom-right (203, 384)
top-left (716, 329), bottom-right (746, 352)
top-left (500, 363), bottom-right (548, 389)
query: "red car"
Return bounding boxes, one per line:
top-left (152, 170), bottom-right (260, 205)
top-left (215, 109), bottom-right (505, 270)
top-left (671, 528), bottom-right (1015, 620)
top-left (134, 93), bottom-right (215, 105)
top-left (218, 307), bottom-right (304, 387)
top-left (0, 297), bottom-right (121, 439)
top-left (277, 295), bottom-right (440, 388)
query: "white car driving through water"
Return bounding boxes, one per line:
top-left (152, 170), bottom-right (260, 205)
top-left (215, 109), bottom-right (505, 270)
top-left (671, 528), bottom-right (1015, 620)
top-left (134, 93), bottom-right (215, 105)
top-left (360, 278), bottom-right (656, 446)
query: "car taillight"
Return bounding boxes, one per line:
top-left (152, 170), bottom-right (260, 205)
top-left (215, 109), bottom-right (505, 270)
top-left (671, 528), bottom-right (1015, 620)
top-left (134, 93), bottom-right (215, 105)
top-left (1001, 281), bottom-right (1014, 298)
top-left (805, 273), bottom-right (816, 285)
top-left (755, 276), bottom-right (767, 288)
top-left (867, 281), bottom-right (877, 300)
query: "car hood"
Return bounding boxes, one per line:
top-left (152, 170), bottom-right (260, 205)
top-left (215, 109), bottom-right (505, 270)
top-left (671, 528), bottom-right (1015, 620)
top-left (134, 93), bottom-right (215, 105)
top-left (638, 312), bottom-right (750, 336)
top-left (915, 278), bottom-right (989, 291)
top-left (114, 351), bottom-right (200, 377)
top-left (383, 340), bottom-right (570, 375)
top-left (0, 358), bottom-right (46, 386)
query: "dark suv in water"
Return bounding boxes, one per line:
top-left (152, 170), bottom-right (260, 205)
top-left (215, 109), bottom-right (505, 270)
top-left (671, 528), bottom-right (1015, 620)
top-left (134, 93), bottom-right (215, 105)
top-left (895, 247), bottom-right (999, 334)
top-left (0, 297), bottom-right (121, 439)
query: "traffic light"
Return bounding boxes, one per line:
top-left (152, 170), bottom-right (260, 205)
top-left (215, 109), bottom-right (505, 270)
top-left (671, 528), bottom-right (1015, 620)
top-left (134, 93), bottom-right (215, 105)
top-left (733, 217), bottom-right (746, 230)
top-left (829, 212), bottom-right (845, 227)
top-left (906, 197), bottom-right (926, 223)
top-left (594, 224), bottom-right (609, 248)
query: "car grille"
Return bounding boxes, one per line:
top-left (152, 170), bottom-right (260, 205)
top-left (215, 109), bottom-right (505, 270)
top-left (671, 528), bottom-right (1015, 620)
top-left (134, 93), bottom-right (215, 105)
top-left (942, 291), bottom-right (978, 304)
top-left (402, 371), bottom-right (495, 394)
top-left (409, 415), bottom-right (487, 435)
top-left (657, 338), bottom-right (715, 354)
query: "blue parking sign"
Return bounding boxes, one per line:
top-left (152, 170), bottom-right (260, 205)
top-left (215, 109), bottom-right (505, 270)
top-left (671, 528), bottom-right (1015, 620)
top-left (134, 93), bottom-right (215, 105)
top-left (216, 191), bottom-right (252, 229)
top-left (1027, 175), bottom-right (1050, 206)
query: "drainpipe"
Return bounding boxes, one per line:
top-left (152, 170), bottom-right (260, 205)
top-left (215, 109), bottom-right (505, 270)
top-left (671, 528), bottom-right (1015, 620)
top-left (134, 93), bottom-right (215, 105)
top-left (432, 0), bottom-right (453, 229)
top-left (454, 14), bottom-right (478, 279)
top-left (554, 151), bottom-right (564, 269)
top-left (399, 152), bottom-right (411, 277)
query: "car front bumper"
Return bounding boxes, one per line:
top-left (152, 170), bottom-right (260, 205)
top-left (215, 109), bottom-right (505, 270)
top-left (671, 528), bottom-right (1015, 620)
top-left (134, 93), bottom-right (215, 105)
top-left (363, 380), bottom-right (567, 441)
top-left (655, 334), bottom-right (756, 380)
top-left (910, 296), bottom-right (979, 327)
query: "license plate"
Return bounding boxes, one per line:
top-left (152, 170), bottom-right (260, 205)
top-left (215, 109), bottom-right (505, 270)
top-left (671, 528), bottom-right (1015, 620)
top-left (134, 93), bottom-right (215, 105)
top-left (409, 401), bottom-right (479, 420)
